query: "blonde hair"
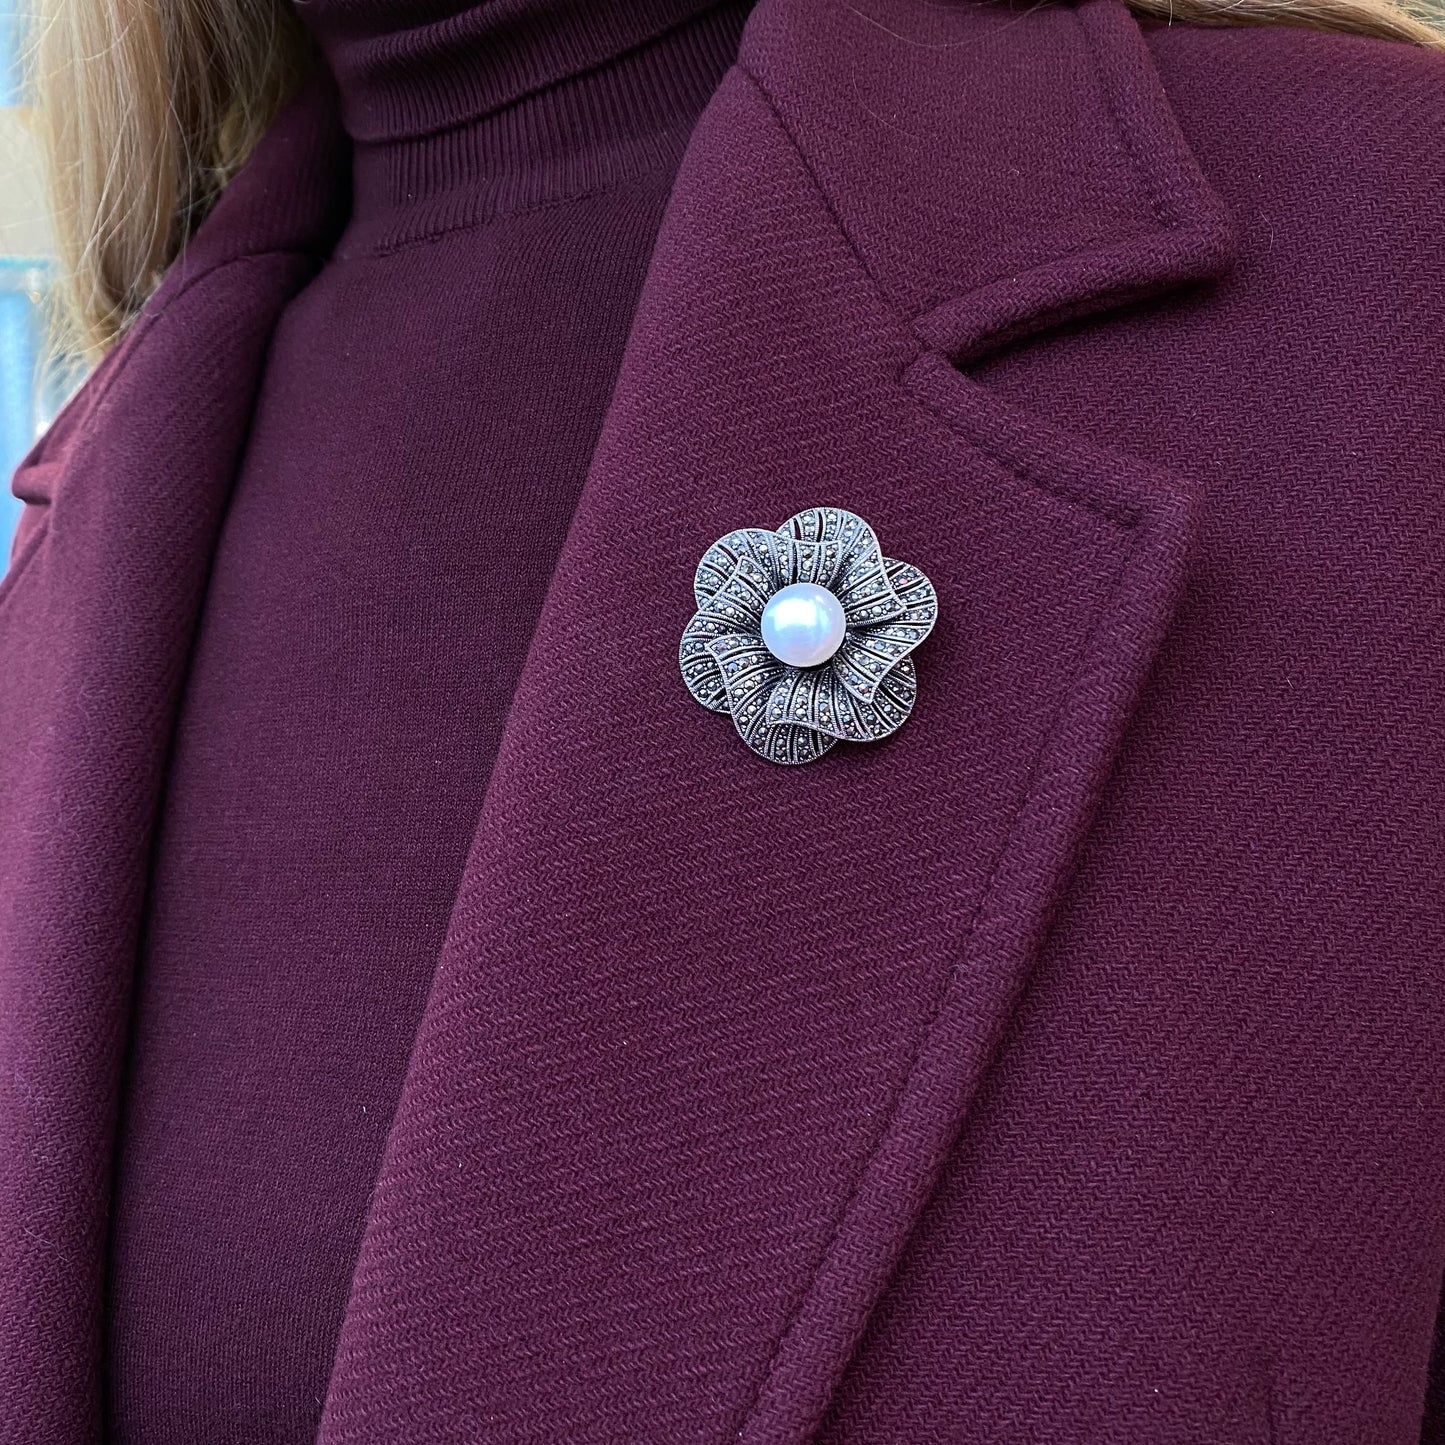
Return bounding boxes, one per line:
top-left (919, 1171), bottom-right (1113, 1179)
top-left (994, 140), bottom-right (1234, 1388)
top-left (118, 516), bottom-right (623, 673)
top-left (28, 0), bottom-right (1445, 355)
top-left (28, 0), bottom-right (308, 354)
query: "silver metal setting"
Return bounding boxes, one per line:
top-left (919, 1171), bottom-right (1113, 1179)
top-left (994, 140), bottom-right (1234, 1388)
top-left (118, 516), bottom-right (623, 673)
top-left (679, 507), bottom-right (938, 765)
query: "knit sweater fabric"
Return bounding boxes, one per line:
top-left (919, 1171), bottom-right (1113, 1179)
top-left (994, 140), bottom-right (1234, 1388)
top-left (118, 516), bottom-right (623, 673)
top-left (102, 4), bottom-right (749, 1439)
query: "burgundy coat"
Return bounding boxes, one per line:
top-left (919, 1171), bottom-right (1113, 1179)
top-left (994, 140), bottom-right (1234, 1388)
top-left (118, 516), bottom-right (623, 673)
top-left (3, 0), bottom-right (1444, 1440)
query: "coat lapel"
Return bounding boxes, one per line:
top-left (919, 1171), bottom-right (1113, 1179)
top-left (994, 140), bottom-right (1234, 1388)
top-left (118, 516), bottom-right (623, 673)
top-left (0, 78), bottom-right (347, 1443)
top-left (321, 1), bottom-right (1234, 1440)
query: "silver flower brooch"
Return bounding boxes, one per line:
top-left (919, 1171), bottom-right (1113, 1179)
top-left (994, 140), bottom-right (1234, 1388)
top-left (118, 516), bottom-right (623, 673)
top-left (679, 507), bottom-right (938, 765)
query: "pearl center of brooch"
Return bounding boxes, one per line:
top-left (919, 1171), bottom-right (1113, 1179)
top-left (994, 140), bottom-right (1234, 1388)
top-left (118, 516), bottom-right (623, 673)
top-left (759, 583), bottom-right (848, 668)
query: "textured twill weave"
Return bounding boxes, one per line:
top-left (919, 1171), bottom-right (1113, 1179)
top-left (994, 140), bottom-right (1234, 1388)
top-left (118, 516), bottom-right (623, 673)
top-left (2, 1), bottom-right (1444, 1442)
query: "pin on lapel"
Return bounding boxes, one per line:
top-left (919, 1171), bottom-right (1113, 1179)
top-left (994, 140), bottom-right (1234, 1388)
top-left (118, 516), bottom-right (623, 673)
top-left (679, 507), bottom-right (938, 765)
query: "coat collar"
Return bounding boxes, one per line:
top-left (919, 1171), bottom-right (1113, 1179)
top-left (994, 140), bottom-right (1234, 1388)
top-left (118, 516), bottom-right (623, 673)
top-left (740, 0), bottom-right (1232, 364)
top-left (0, 2), bottom-right (1233, 1438)
top-left (0, 77), bottom-right (347, 1444)
top-left (319, 0), bottom-right (1232, 1439)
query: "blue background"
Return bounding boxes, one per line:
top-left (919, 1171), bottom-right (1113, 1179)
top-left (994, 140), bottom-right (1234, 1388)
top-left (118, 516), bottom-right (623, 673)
top-left (0, 3), bottom-right (59, 566)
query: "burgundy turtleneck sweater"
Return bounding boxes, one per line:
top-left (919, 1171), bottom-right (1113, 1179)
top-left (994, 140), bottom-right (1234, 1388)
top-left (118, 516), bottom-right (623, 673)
top-left (103, 4), bottom-right (749, 1439)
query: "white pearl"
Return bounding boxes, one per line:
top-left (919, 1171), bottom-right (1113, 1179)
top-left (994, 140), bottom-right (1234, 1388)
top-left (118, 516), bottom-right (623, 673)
top-left (760, 583), bottom-right (847, 668)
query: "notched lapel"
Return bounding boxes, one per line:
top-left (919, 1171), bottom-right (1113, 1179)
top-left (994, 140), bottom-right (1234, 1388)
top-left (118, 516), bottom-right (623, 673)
top-left (321, 4), bottom-right (1234, 1441)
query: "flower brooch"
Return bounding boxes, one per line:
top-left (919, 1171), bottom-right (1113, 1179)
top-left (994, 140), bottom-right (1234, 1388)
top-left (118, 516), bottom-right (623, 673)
top-left (679, 507), bottom-right (937, 765)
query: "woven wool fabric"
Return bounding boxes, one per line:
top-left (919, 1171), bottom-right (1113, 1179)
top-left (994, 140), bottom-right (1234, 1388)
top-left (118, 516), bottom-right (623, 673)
top-left (2, 0), bottom-right (1444, 1442)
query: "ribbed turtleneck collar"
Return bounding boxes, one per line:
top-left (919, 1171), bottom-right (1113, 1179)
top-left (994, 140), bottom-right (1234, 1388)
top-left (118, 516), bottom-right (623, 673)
top-left (295, 0), bottom-right (740, 142)
top-left (297, 0), bottom-right (752, 255)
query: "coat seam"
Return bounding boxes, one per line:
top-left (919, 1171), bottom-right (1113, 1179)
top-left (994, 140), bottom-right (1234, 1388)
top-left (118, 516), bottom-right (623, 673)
top-left (1073, 3), bottom-right (1178, 230)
